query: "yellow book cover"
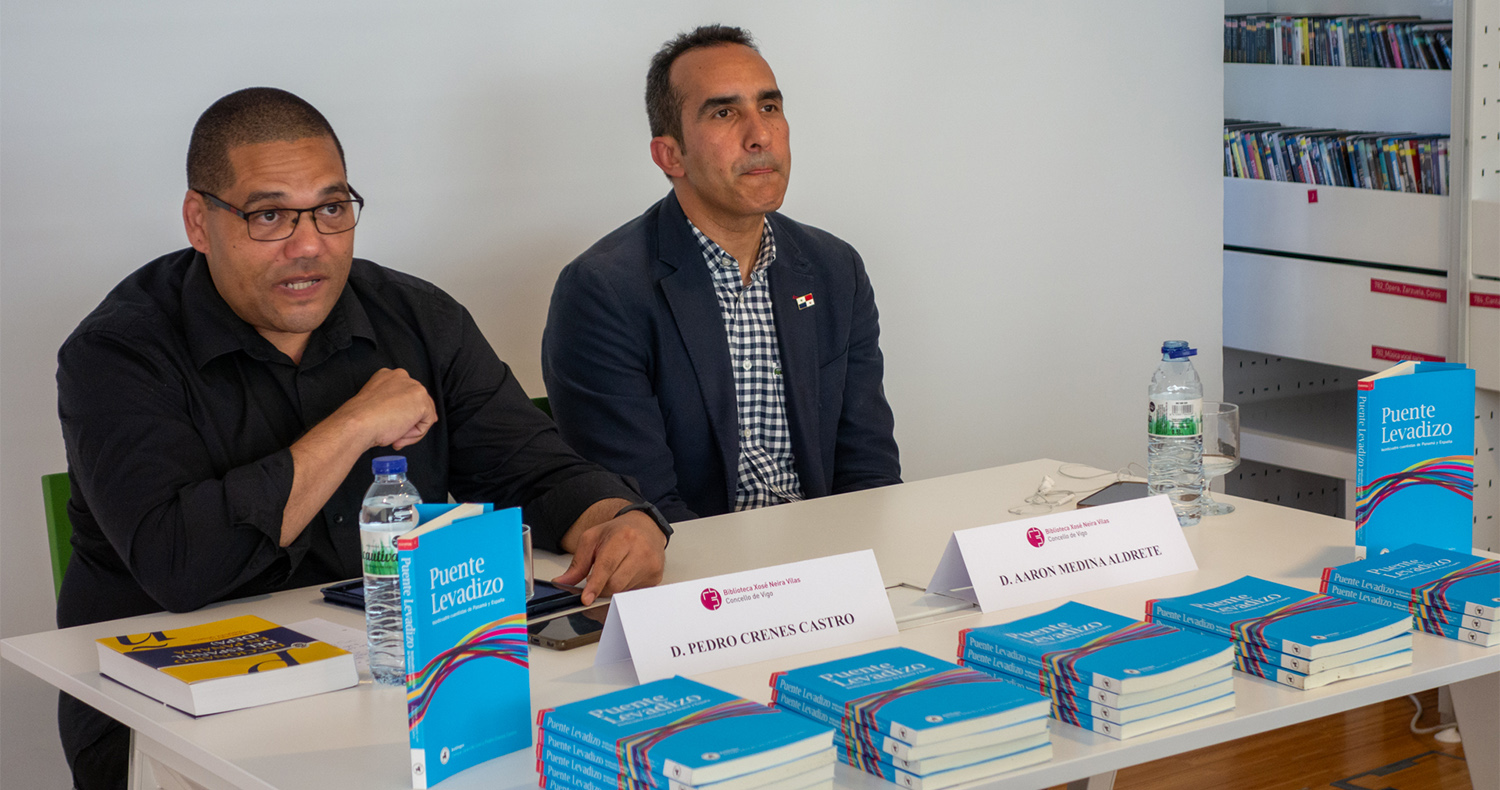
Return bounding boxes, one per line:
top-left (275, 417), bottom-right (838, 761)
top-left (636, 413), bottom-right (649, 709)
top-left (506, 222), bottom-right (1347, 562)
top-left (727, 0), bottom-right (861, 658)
top-left (98, 614), bottom-right (348, 683)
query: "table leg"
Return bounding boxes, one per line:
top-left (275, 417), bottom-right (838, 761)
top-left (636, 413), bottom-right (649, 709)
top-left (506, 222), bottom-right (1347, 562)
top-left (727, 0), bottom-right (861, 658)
top-left (1450, 672), bottom-right (1498, 789)
top-left (1065, 771), bottom-right (1117, 790)
top-left (127, 731), bottom-right (217, 790)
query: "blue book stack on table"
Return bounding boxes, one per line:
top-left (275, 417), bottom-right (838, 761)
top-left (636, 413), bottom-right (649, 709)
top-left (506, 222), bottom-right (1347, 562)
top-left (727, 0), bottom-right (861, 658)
top-left (1146, 575), bottom-right (1414, 689)
top-left (1321, 544), bottom-right (1499, 648)
top-left (536, 677), bottom-right (835, 790)
top-left (958, 602), bottom-right (1234, 740)
top-left (769, 647), bottom-right (1052, 789)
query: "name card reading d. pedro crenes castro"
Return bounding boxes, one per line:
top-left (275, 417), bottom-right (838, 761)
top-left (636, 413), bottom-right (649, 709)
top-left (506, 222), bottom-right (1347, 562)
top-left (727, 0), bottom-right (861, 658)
top-left (596, 550), bottom-right (898, 683)
top-left (926, 495), bottom-right (1197, 612)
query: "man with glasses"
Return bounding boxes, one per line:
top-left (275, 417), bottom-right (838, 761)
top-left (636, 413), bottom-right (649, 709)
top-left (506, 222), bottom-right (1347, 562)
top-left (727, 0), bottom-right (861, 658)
top-left (54, 87), bottom-right (670, 789)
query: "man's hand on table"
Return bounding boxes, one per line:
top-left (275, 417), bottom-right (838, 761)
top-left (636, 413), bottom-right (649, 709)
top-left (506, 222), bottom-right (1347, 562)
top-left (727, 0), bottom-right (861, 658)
top-left (554, 500), bottom-right (667, 605)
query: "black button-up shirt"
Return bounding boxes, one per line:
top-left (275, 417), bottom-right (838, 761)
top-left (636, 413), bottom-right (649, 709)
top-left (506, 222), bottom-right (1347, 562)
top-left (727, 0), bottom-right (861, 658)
top-left (56, 248), bottom-right (639, 628)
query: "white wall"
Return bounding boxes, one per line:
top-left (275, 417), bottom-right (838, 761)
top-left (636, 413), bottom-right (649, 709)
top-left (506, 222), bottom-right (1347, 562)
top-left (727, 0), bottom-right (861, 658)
top-left (0, 2), bottom-right (1223, 785)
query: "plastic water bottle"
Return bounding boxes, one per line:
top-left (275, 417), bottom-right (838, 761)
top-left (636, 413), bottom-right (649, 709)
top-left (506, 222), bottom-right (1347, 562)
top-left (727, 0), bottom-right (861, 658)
top-left (1147, 341), bottom-right (1205, 526)
top-left (359, 455), bottom-right (421, 686)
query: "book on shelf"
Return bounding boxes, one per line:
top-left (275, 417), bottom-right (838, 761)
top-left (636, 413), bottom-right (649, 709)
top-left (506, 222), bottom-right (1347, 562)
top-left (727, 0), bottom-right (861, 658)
top-left (1415, 615), bottom-right (1500, 647)
top-left (1144, 576), bottom-right (1411, 660)
top-left (1322, 543), bottom-right (1495, 620)
top-left (1225, 14), bottom-right (1451, 69)
top-left (978, 668), bottom-right (1235, 726)
top-left (958, 601), bottom-right (1233, 694)
top-left (94, 614), bottom-right (357, 717)
top-left (1322, 582), bottom-right (1496, 634)
top-left (835, 730), bottom-right (1050, 777)
top-left (398, 503), bottom-right (530, 788)
top-left (959, 650), bottom-right (1233, 711)
top-left (1355, 362), bottom-right (1476, 559)
top-left (1224, 120), bottom-right (1450, 195)
top-left (537, 676), bottom-right (833, 787)
top-left (1233, 648), bottom-right (1412, 690)
top-left (1235, 633), bottom-right (1413, 675)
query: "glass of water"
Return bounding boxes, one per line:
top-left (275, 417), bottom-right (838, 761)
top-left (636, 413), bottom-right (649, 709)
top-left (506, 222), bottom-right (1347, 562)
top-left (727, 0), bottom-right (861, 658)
top-left (1201, 402), bottom-right (1241, 516)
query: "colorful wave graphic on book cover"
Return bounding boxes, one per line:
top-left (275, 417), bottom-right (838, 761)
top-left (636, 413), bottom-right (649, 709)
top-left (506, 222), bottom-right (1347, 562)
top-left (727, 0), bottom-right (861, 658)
top-left (831, 667), bottom-right (1010, 773)
top-left (613, 699), bottom-right (777, 779)
top-left (406, 612), bottom-right (528, 729)
top-left (1355, 456), bottom-right (1474, 530)
top-left (1040, 621), bottom-right (1177, 679)
top-left (1230, 594), bottom-right (1351, 645)
top-left (1413, 557), bottom-right (1498, 611)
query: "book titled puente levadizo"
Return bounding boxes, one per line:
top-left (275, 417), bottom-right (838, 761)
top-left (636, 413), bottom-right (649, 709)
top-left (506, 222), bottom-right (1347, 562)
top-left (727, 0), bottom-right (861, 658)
top-left (1355, 361), bottom-right (1475, 559)
top-left (769, 647), bottom-right (1052, 787)
top-left (537, 676), bottom-right (834, 789)
top-left (1320, 543), bottom-right (1499, 647)
top-left (957, 602), bottom-right (1233, 739)
top-left (1146, 576), bottom-right (1414, 689)
top-left (398, 504), bottom-right (530, 788)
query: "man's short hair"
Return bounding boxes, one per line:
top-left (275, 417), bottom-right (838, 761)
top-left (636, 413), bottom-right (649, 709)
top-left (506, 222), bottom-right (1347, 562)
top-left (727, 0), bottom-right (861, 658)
top-left (645, 25), bottom-right (758, 145)
top-left (187, 87), bottom-right (345, 194)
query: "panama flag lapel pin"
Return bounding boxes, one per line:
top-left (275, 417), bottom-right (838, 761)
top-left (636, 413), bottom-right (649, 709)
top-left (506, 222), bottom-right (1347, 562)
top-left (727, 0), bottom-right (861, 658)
top-left (795, 293), bottom-right (815, 310)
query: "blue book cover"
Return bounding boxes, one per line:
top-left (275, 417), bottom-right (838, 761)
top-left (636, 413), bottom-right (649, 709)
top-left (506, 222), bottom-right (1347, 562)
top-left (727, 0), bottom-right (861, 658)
top-left (537, 677), bottom-right (831, 786)
top-left (1324, 582), bottom-right (1496, 634)
top-left (1052, 692), bottom-right (1234, 739)
top-left (768, 647), bottom-right (1049, 744)
top-left (835, 729), bottom-right (1050, 778)
top-left (974, 662), bottom-right (1235, 726)
top-left (1321, 543), bottom-right (1499, 619)
top-left (1235, 633), bottom-right (1412, 675)
top-left (398, 504), bottom-right (528, 788)
top-left (1355, 361), bottom-right (1474, 558)
top-left (535, 729), bottom-right (836, 790)
top-left (839, 742), bottom-right (1053, 790)
top-left (958, 602), bottom-right (1232, 694)
top-left (1145, 575), bottom-right (1410, 659)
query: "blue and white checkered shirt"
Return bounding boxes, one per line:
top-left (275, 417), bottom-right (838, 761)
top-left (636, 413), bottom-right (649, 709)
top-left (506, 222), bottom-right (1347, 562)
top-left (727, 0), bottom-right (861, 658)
top-left (688, 218), bottom-right (804, 511)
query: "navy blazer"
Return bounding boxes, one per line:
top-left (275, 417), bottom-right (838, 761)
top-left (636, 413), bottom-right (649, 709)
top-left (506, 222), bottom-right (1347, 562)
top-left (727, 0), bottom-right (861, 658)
top-left (542, 192), bottom-right (900, 522)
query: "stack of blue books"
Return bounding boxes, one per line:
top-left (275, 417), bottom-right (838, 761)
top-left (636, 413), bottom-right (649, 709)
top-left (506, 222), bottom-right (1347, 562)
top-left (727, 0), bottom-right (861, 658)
top-left (769, 647), bottom-right (1052, 789)
top-left (1320, 544), bottom-right (1498, 648)
top-left (1146, 575), bottom-right (1414, 689)
top-left (958, 602), bottom-right (1234, 740)
top-left (536, 677), bottom-right (835, 790)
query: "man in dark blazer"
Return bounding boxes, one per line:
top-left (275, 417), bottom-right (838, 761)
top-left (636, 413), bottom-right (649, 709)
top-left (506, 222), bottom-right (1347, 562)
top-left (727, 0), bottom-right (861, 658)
top-left (542, 25), bottom-right (901, 523)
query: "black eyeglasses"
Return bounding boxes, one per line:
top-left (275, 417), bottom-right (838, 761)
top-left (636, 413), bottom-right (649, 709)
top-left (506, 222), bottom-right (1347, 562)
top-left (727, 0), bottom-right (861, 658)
top-left (197, 187), bottom-right (364, 241)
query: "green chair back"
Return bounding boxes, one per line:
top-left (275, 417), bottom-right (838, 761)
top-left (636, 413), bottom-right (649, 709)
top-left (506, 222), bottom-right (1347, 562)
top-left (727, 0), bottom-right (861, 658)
top-left (531, 396), bottom-right (552, 418)
top-left (42, 472), bottom-right (73, 599)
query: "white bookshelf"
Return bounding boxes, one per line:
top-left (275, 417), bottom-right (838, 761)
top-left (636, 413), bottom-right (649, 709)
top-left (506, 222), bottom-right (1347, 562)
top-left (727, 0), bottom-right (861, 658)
top-left (1224, 178), bottom-right (1450, 270)
top-left (1221, 1), bottom-right (1498, 544)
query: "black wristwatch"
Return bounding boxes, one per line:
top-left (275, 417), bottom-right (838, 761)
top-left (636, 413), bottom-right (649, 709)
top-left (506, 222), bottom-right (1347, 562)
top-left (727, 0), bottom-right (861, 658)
top-left (615, 500), bottom-right (673, 546)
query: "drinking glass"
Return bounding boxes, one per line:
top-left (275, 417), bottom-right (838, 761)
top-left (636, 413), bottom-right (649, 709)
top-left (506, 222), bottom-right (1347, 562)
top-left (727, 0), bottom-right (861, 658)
top-left (1201, 402), bottom-right (1241, 516)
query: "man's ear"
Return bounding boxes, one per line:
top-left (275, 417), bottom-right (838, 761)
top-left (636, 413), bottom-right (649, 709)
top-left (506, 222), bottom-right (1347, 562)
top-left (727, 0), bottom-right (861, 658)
top-left (182, 190), bottom-right (211, 254)
top-left (649, 136), bottom-right (687, 180)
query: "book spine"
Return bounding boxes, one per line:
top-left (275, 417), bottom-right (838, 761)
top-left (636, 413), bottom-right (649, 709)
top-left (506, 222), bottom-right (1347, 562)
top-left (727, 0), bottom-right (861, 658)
top-left (1233, 655), bottom-right (1307, 690)
top-left (540, 732), bottom-right (628, 779)
top-left (1323, 584), bottom-right (1418, 617)
top-left (1144, 604), bottom-right (1230, 640)
top-left (770, 676), bottom-right (840, 717)
top-left (958, 647), bottom-right (1041, 686)
top-left (539, 758), bottom-right (634, 790)
top-left (772, 689), bottom-right (847, 733)
top-left (963, 634), bottom-right (1046, 674)
top-left (1326, 569), bottom-right (1407, 600)
top-left (398, 551), bottom-right (424, 787)
top-left (540, 714), bottom-right (616, 753)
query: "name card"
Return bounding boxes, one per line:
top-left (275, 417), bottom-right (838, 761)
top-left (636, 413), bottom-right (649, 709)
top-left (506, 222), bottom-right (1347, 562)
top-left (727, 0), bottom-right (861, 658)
top-left (596, 550), bottom-right (898, 683)
top-left (926, 495), bottom-right (1197, 612)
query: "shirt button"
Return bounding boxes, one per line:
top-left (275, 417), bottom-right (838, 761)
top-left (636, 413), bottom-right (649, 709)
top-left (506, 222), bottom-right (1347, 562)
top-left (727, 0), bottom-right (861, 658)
top-left (743, 429), bottom-right (752, 438)
top-left (742, 361), bottom-right (753, 371)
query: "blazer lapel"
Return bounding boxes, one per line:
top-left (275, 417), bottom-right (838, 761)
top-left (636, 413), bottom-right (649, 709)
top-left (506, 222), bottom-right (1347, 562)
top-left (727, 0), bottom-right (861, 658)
top-left (655, 193), bottom-right (740, 508)
top-left (767, 215), bottom-right (826, 497)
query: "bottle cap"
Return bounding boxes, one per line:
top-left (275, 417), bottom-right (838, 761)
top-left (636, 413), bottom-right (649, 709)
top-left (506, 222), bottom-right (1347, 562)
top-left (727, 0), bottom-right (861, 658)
top-left (372, 455), bottom-right (407, 475)
top-left (1161, 341), bottom-right (1197, 359)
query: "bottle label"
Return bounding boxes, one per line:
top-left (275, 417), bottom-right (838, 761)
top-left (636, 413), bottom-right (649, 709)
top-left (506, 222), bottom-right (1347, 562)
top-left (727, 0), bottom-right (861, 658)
top-left (1149, 398), bottom-right (1202, 437)
top-left (360, 529), bottom-right (400, 577)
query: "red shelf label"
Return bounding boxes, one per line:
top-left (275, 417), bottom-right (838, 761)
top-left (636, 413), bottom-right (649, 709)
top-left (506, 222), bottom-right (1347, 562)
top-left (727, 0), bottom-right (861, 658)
top-left (1372, 345), bottom-right (1445, 363)
top-left (1472, 292), bottom-right (1500, 309)
top-left (1370, 278), bottom-right (1446, 303)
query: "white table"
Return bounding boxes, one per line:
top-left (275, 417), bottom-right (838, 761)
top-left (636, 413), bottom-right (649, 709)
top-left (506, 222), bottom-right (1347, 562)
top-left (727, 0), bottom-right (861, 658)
top-left (4, 460), bottom-right (1497, 790)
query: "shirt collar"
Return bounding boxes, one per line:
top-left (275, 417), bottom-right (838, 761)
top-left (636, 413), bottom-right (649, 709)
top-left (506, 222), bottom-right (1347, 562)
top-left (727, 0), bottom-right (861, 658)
top-left (687, 217), bottom-right (777, 281)
top-left (182, 252), bottom-right (376, 369)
